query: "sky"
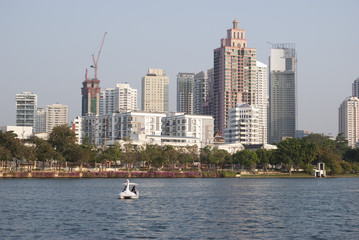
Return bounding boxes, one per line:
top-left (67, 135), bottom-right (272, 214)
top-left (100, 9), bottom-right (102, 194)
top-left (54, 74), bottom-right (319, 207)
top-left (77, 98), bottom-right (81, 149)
top-left (1, 0), bottom-right (358, 137)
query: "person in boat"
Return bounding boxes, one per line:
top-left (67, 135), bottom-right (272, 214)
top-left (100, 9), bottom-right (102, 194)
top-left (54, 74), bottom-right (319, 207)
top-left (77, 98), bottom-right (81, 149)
top-left (122, 186), bottom-right (127, 192)
top-left (131, 186), bottom-right (137, 194)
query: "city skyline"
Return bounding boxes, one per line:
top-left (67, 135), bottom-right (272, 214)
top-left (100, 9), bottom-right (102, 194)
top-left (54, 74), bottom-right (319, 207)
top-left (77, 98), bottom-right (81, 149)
top-left (1, 0), bottom-right (358, 136)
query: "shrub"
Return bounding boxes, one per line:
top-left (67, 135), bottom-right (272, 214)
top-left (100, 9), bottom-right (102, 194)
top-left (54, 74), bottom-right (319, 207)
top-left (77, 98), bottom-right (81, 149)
top-left (107, 172), bottom-right (128, 178)
top-left (340, 161), bottom-right (352, 173)
top-left (58, 172), bottom-right (80, 177)
top-left (220, 171), bottom-right (236, 178)
top-left (82, 172), bottom-right (108, 178)
top-left (32, 172), bottom-right (56, 178)
top-left (202, 171), bottom-right (217, 178)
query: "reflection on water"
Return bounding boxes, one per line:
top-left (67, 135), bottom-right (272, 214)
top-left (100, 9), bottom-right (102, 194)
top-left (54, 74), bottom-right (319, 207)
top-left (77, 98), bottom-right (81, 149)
top-left (0, 178), bottom-right (359, 239)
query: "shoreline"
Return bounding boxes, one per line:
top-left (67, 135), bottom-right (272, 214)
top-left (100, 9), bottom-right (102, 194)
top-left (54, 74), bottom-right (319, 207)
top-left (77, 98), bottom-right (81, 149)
top-left (0, 171), bottom-right (227, 178)
top-left (0, 171), bottom-right (358, 178)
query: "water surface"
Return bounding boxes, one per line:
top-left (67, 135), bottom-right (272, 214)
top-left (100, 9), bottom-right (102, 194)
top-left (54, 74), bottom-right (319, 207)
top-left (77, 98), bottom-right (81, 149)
top-left (0, 178), bottom-right (358, 239)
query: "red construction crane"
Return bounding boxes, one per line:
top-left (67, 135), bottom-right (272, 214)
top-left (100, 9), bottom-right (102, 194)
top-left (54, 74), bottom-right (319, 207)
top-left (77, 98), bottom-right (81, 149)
top-left (90, 32), bottom-right (107, 80)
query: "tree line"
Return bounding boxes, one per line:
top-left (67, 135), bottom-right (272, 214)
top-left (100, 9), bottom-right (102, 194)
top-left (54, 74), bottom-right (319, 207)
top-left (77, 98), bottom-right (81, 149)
top-left (1, 125), bottom-right (359, 175)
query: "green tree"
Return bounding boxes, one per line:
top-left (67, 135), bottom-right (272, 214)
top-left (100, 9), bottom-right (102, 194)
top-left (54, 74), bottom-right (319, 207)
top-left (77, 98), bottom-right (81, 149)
top-left (335, 133), bottom-right (350, 157)
top-left (200, 146), bottom-right (213, 169)
top-left (0, 130), bottom-right (22, 160)
top-left (138, 144), bottom-right (163, 170)
top-left (343, 148), bottom-right (359, 163)
top-left (256, 148), bottom-right (271, 173)
top-left (121, 139), bottom-right (137, 170)
top-left (20, 144), bottom-right (36, 171)
top-left (275, 138), bottom-right (304, 174)
top-left (162, 145), bottom-right (177, 171)
top-left (340, 161), bottom-right (352, 174)
top-left (214, 148), bottom-right (230, 170)
top-left (30, 136), bottom-right (59, 170)
top-left (101, 143), bottom-right (122, 170)
top-left (351, 162), bottom-right (359, 173)
top-left (0, 146), bottom-right (12, 170)
top-left (233, 149), bottom-right (258, 172)
top-left (80, 145), bottom-right (98, 167)
top-left (300, 139), bottom-right (317, 173)
top-left (178, 146), bottom-right (199, 170)
top-left (48, 125), bottom-right (76, 169)
top-left (64, 144), bottom-right (84, 170)
top-left (316, 145), bottom-right (341, 175)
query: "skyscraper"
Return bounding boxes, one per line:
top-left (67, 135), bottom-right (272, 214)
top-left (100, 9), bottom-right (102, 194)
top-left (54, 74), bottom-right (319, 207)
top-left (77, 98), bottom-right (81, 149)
top-left (100, 83), bottom-right (137, 115)
top-left (211, 20), bottom-right (257, 135)
top-left (202, 68), bottom-right (214, 116)
top-left (268, 43), bottom-right (297, 143)
top-left (177, 73), bottom-right (194, 114)
top-left (81, 76), bottom-right (101, 116)
top-left (352, 77), bottom-right (359, 98)
top-left (193, 71), bottom-right (209, 115)
top-left (16, 92), bottom-right (37, 131)
top-left (338, 97), bottom-right (359, 148)
top-left (255, 61), bottom-right (268, 144)
top-left (35, 107), bottom-right (46, 133)
top-left (46, 104), bottom-right (68, 133)
top-left (141, 69), bottom-right (169, 112)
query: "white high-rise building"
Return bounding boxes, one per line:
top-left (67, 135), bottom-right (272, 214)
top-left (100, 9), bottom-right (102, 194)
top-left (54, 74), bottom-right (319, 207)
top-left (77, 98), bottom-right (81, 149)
top-left (100, 83), bottom-right (137, 115)
top-left (255, 61), bottom-right (268, 144)
top-left (338, 97), bottom-right (359, 148)
top-left (35, 108), bottom-right (46, 133)
top-left (141, 69), bottom-right (169, 112)
top-left (46, 104), bottom-right (68, 133)
top-left (224, 103), bottom-right (260, 145)
top-left (72, 116), bottom-right (82, 144)
top-left (16, 92), bottom-right (37, 130)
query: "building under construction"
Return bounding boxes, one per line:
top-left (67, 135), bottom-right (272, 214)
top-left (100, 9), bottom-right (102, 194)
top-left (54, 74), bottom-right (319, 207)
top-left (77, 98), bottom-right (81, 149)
top-left (81, 32), bottom-right (107, 116)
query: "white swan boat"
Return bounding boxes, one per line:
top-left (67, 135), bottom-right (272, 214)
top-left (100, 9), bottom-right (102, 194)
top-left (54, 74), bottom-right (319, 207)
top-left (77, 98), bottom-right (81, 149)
top-left (119, 179), bottom-right (139, 199)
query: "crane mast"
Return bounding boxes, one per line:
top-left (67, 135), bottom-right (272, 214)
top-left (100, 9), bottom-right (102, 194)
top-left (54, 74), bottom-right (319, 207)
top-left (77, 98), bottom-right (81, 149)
top-left (90, 32), bottom-right (107, 80)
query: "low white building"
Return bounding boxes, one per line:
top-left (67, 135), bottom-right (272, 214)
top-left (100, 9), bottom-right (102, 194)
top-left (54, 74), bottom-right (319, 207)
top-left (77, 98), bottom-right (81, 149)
top-left (81, 111), bottom-right (214, 150)
top-left (82, 111), bottom-right (166, 146)
top-left (161, 112), bottom-right (214, 148)
top-left (224, 103), bottom-right (261, 145)
top-left (213, 142), bottom-right (245, 154)
top-left (0, 126), bottom-right (33, 139)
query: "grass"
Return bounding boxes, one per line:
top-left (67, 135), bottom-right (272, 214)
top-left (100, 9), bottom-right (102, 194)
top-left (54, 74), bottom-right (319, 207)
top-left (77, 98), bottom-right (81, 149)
top-left (240, 172), bottom-right (314, 178)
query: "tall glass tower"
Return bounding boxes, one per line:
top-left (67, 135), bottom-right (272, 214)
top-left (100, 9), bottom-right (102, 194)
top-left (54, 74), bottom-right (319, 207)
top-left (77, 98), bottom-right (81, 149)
top-left (268, 43), bottom-right (297, 143)
top-left (177, 73), bottom-right (194, 114)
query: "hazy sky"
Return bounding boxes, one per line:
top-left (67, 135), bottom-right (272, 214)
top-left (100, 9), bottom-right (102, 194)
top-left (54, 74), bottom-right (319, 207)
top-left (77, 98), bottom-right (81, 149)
top-left (1, 0), bottom-right (358, 136)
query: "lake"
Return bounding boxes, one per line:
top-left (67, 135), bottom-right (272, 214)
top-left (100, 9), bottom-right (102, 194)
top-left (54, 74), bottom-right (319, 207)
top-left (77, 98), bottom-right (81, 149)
top-left (0, 178), bottom-right (359, 239)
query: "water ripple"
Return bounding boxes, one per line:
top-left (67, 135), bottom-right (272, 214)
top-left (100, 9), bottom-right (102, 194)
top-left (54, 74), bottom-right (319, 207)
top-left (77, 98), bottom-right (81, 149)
top-left (1, 178), bottom-right (359, 239)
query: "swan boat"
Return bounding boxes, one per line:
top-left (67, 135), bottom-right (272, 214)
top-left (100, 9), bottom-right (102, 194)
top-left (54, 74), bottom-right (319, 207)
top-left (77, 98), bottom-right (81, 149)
top-left (119, 179), bottom-right (139, 199)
